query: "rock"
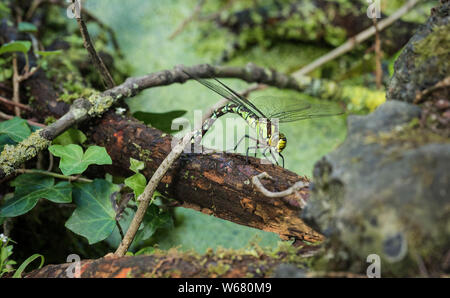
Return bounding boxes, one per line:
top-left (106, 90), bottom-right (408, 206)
top-left (387, 0), bottom-right (450, 103)
top-left (302, 100), bottom-right (450, 276)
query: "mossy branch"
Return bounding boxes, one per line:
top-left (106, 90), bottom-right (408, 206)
top-left (0, 62), bottom-right (380, 179)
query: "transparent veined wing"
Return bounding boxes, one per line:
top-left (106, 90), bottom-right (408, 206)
top-left (248, 95), bottom-right (344, 123)
top-left (182, 70), bottom-right (268, 118)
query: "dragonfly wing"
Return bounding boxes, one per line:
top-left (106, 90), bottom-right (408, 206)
top-left (182, 70), bottom-right (267, 118)
top-left (249, 96), bottom-right (344, 123)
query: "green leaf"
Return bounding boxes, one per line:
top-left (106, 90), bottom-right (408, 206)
top-left (0, 174), bottom-right (72, 217)
top-left (133, 110), bottom-right (187, 134)
top-left (18, 22), bottom-right (37, 33)
top-left (135, 205), bottom-right (173, 243)
top-left (0, 41), bottom-right (32, 56)
top-left (65, 179), bottom-right (119, 244)
top-left (0, 3), bottom-right (11, 18)
top-left (0, 117), bottom-right (31, 142)
top-left (52, 128), bottom-right (87, 145)
top-left (124, 173), bottom-right (146, 198)
top-left (0, 134), bottom-right (15, 152)
top-left (36, 50), bottom-right (63, 57)
top-left (48, 144), bottom-right (112, 176)
top-left (12, 254), bottom-right (44, 278)
top-left (129, 158), bottom-right (145, 173)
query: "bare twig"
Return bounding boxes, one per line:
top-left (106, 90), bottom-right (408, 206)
top-left (0, 96), bottom-right (32, 111)
top-left (0, 111), bottom-right (46, 128)
top-left (252, 172), bottom-right (308, 208)
top-left (169, 0), bottom-right (206, 40)
top-left (414, 76), bottom-right (450, 104)
top-left (76, 15), bottom-right (115, 89)
top-left (115, 131), bottom-right (195, 256)
top-left (12, 55), bottom-right (21, 116)
top-left (15, 169), bottom-right (93, 183)
top-left (373, 17), bottom-right (383, 89)
top-left (198, 0), bottom-right (235, 21)
top-left (25, 0), bottom-right (44, 20)
top-left (292, 0), bottom-right (420, 78)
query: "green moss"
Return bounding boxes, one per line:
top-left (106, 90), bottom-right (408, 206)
top-left (132, 143), bottom-right (153, 163)
top-left (87, 93), bottom-right (114, 116)
top-left (207, 262), bottom-right (231, 276)
top-left (44, 116), bottom-right (57, 125)
top-left (414, 24), bottom-right (450, 67)
top-left (0, 130), bottom-right (51, 176)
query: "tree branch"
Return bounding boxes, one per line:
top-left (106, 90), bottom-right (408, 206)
top-left (0, 62), bottom-right (348, 179)
top-left (76, 15), bottom-right (115, 89)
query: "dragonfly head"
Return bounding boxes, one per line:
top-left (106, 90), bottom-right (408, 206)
top-left (270, 133), bottom-right (287, 153)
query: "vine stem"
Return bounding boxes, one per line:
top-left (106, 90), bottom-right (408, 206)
top-left (114, 131), bottom-right (195, 256)
top-left (15, 169), bottom-right (93, 183)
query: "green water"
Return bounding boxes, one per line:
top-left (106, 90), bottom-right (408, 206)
top-left (85, 0), bottom-right (347, 253)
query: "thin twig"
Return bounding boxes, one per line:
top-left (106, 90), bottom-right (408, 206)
top-left (114, 131), bottom-right (195, 256)
top-left (76, 15), bottom-right (115, 89)
top-left (373, 17), bottom-right (383, 89)
top-left (0, 111), bottom-right (46, 128)
top-left (25, 0), bottom-right (44, 20)
top-left (252, 172), bottom-right (308, 208)
top-left (116, 221), bottom-right (125, 240)
top-left (15, 169), bottom-right (93, 183)
top-left (12, 55), bottom-right (21, 116)
top-left (169, 0), bottom-right (206, 40)
top-left (292, 0), bottom-right (420, 78)
top-left (414, 76), bottom-right (450, 104)
top-left (0, 96), bottom-right (32, 111)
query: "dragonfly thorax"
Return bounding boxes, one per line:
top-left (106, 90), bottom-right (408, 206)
top-left (268, 132), bottom-right (287, 153)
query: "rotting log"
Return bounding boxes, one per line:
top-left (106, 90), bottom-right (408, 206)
top-left (88, 111), bottom-right (322, 243)
top-left (25, 245), bottom-right (318, 278)
top-left (20, 66), bottom-right (323, 243)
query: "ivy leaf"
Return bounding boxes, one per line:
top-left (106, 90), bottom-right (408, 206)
top-left (48, 144), bottom-right (112, 176)
top-left (135, 205), bottom-right (173, 243)
top-left (0, 174), bottom-right (72, 217)
top-left (65, 179), bottom-right (119, 244)
top-left (0, 117), bottom-right (31, 142)
top-left (0, 41), bottom-right (31, 56)
top-left (18, 22), bottom-right (38, 33)
top-left (52, 128), bottom-right (87, 145)
top-left (133, 110), bottom-right (187, 134)
top-left (124, 173), bottom-right (146, 198)
top-left (129, 158), bottom-right (144, 173)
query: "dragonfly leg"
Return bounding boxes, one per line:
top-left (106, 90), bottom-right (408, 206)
top-left (269, 149), bottom-right (279, 166)
top-left (234, 134), bottom-right (249, 151)
top-left (233, 135), bottom-right (258, 152)
top-left (279, 152), bottom-right (285, 168)
top-left (245, 146), bottom-right (258, 164)
top-left (261, 146), bottom-right (270, 163)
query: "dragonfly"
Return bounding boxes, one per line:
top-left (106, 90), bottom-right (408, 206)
top-left (183, 70), bottom-right (344, 167)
